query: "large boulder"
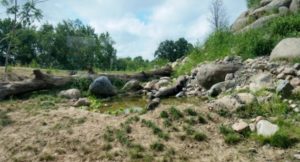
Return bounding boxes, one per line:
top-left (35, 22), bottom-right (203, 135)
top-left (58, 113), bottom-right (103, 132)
top-left (89, 76), bottom-right (117, 97)
top-left (122, 80), bottom-right (143, 92)
top-left (290, 0), bottom-right (300, 13)
top-left (239, 14), bottom-right (279, 33)
top-left (231, 11), bottom-right (250, 32)
top-left (251, 0), bottom-right (292, 16)
top-left (270, 38), bottom-right (300, 61)
top-left (196, 63), bottom-right (241, 89)
top-left (276, 80), bottom-right (294, 97)
top-left (208, 80), bottom-right (236, 97)
top-left (256, 120), bottom-right (279, 137)
top-left (58, 89), bottom-right (81, 99)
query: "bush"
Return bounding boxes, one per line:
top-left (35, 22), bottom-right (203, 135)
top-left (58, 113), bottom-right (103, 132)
top-left (219, 125), bottom-right (242, 145)
top-left (193, 132), bottom-right (207, 142)
top-left (169, 107), bottom-right (184, 120)
top-left (150, 142), bottom-right (165, 152)
top-left (247, 0), bottom-right (261, 8)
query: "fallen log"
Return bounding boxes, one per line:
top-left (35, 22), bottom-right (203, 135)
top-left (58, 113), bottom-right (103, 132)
top-left (0, 65), bottom-right (173, 100)
top-left (154, 76), bottom-right (187, 98)
top-left (0, 70), bottom-right (72, 100)
top-left (96, 65), bottom-right (173, 82)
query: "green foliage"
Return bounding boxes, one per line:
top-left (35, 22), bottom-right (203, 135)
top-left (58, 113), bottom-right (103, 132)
top-left (175, 13), bottom-right (300, 76)
top-left (198, 114), bottom-right (208, 124)
top-left (154, 38), bottom-right (193, 62)
top-left (219, 125), bottom-right (242, 144)
top-left (169, 107), bottom-right (184, 120)
top-left (254, 130), bottom-right (296, 148)
top-left (246, 0), bottom-right (261, 8)
top-left (150, 142), bottom-right (165, 152)
top-left (69, 77), bottom-right (93, 92)
top-left (193, 132), bottom-right (207, 142)
top-left (160, 111), bottom-right (169, 119)
top-left (141, 119), bottom-right (169, 140)
top-left (184, 108), bottom-right (197, 116)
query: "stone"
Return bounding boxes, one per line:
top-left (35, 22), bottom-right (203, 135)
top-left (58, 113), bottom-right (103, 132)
top-left (278, 6), bottom-right (289, 14)
top-left (147, 98), bottom-right (160, 111)
top-left (283, 68), bottom-right (296, 76)
top-left (144, 80), bottom-right (158, 90)
top-left (261, 0), bottom-right (272, 6)
top-left (232, 120), bottom-right (249, 133)
top-left (89, 76), bottom-right (117, 97)
top-left (239, 14), bottom-right (280, 33)
top-left (176, 91), bottom-right (184, 98)
top-left (122, 80), bottom-right (143, 92)
top-left (294, 63), bottom-right (300, 70)
top-left (276, 80), bottom-right (294, 98)
top-left (277, 73), bottom-right (285, 79)
top-left (249, 123), bottom-right (256, 132)
top-left (196, 63), bottom-right (241, 89)
top-left (256, 120), bottom-right (279, 137)
top-left (290, 0), bottom-right (300, 13)
top-left (154, 79), bottom-right (170, 90)
top-left (212, 93), bottom-right (257, 112)
top-left (294, 108), bottom-right (300, 112)
top-left (58, 89), bottom-right (81, 99)
top-left (74, 98), bottom-right (90, 107)
top-left (270, 38), bottom-right (300, 61)
top-left (208, 80), bottom-right (236, 97)
top-left (225, 73), bottom-right (234, 81)
top-left (249, 72), bottom-right (274, 92)
top-left (294, 153), bottom-right (300, 160)
top-left (290, 77), bottom-right (300, 87)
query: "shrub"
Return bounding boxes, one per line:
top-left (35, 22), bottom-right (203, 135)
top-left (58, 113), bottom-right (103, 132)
top-left (247, 0), bottom-right (261, 8)
top-left (193, 132), bottom-right (207, 142)
top-left (184, 108), bottom-right (197, 116)
top-left (150, 142), bottom-right (165, 152)
top-left (219, 125), bottom-right (242, 144)
top-left (0, 110), bottom-right (12, 127)
top-left (169, 107), bottom-right (184, 120)
top-left (198, 115), bottom-right (208, 124)
top-left (69, 77), bottom-right (92, 92)
top-left (160, 111), bottom-right (169, 119)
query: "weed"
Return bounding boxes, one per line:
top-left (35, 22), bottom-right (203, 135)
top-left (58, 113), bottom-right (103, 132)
top-left (0, 110), bottom-right (12, 127)
top-left (184, 108), bottom-right (197, 116)
top-left (160, 111), bottom-right (169, 119)
top-left (198, 114), bottom-right (208, 124)
top-left (141, 119), bottom-right (169, 140)
top-left (150, 141), bottom-right (165, 152)
top-left (103, 127), bottom-right (115, 142)
top-left (219, 125), bottom-right (242, 144)
top-left (163, 119), bottom-right (172, 127)
top-left (169, 107), bottom-right (183, 120)
top-left (193, 132), bottom-right (207, 142)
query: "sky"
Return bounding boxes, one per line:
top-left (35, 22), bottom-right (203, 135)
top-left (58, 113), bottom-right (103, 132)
top-left (0, 0), bottom-right (247, 60)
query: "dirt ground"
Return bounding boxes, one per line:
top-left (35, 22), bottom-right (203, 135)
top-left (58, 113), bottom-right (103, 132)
top-left (0, 99), bottom-right (298, 162)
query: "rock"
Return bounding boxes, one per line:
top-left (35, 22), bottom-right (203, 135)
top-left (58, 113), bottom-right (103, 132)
top-left (256, 120), bottom-right (279, 137)
top-left (270, 38), bottom-right (300, 61)
top-left (154, 79), bottom-right (170, 90)
top-left (283, 67), bottom-right (296, 76)
top-left (147, 98), bottom-right (160, 111)
top-left (225, 73), bottom-right (235, 81)
top-left (294, 108), bottom-right (300, 112)
top-left (196, 63), bottom-right (241, 89)
top-left (292, 86), bottom-right (300, 95)
top-left (74, 98), bottom-right (90, 107)
top-left (232, 120), bottom-right (249, 133)
top-left (290, 77), bottom-right (300, 87)
top-left (155, 76), bottom-right (187, 98)
top-left (249, 72), bottom-right (274, 92)
top-left (122, 80), bottom-right (143, 92)
top-left (290, 0), bottom-right (300, 13)
top-left (251, 0), bottom-right (292, 16)
top-left (239, 14), bottom-right (279, 33)
top-left (212, 93), bottom-right (257, 112)
top-left (58, 89), bottom-right (81, 99)
top-left (176, 91), bottom-right (184, 98)
top-left (278, 6), bottom-right (289, 14)
top-left (144, 80), bottom-right (158, 90)
top-left (294, 63), bottom-right (300, 70)
top-left (249, 123), bottom-right (256, 132)
top-left (208, 80), bottom-right (236, 97)
top-left (89, 76), bottom-right (117, 97)
top-left (294, 153), bottom-right (300, 160)
top-left (276, 80), bottom-right (294, 98)
top-left (261, 0), bottom-right (272, 6)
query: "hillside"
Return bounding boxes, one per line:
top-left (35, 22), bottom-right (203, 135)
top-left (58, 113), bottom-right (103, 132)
top-left (1, 0), bottom-right (300, 162)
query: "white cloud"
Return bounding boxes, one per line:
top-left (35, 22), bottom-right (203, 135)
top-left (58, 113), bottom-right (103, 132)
top-left (1, 0), bottom-right (247, 60)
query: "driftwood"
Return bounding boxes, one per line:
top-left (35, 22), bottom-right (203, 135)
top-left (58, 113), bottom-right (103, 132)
top-left (0, 65), bottom-right (173, 100)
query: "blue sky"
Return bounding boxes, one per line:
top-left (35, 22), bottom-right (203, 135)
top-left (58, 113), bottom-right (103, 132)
top-left (1, 0), bottom-right (247, 60)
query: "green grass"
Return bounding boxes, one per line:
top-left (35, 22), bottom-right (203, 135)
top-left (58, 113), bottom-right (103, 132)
top-left (160, 111), bottom-right (169, 119)
top-left (0, 110), bottom-right (12, 128)
top-left (150, 142), bottom-right (165, 152)
top-left (193, 132), bottom-right (207, 142)
top-left (141, 119), bottom-right (169, 140)
top-left (175, 13), bottom-right (300, 76)
top-left (219, 125), bottom-right (242, 145)
top-left (169, 107), bottom-right (184, 120)
top-left (184, 108), bottom-right (197, 116)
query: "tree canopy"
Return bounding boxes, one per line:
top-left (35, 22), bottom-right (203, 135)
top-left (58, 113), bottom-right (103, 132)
top-left (154, 38), bottom-right (193, 62)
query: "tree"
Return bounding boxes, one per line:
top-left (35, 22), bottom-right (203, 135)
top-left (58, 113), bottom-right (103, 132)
top-left (154, 38), bottom-right (193, 62)
top-left (208, 0), bottom-right (228, 31)
top-left (1, 0), bottom-right (43, 80)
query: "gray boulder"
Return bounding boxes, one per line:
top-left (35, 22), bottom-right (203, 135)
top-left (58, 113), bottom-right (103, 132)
top-left (89, 76), bottom-right (117, 97)
top-left (276, 80), bottom-right (294, 97)
top-left (256, 120), bottom-right (279, 137)
top-left (239, 14), bottom-right (279, 33)
top-left (270, 38), bottom-right (300, 61)
top-left (122, 80), bottom-right (143, 92)
top-left (208, 80), bottom-right (236, 97)
top-left (58, 89), bottom-right (81, 99)
top-left (196, 63), bottom-right (241, 89)
top-left (74, 98), bottom-right (90, 107)
top-left (290, 0), bottom-right (300, 13)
